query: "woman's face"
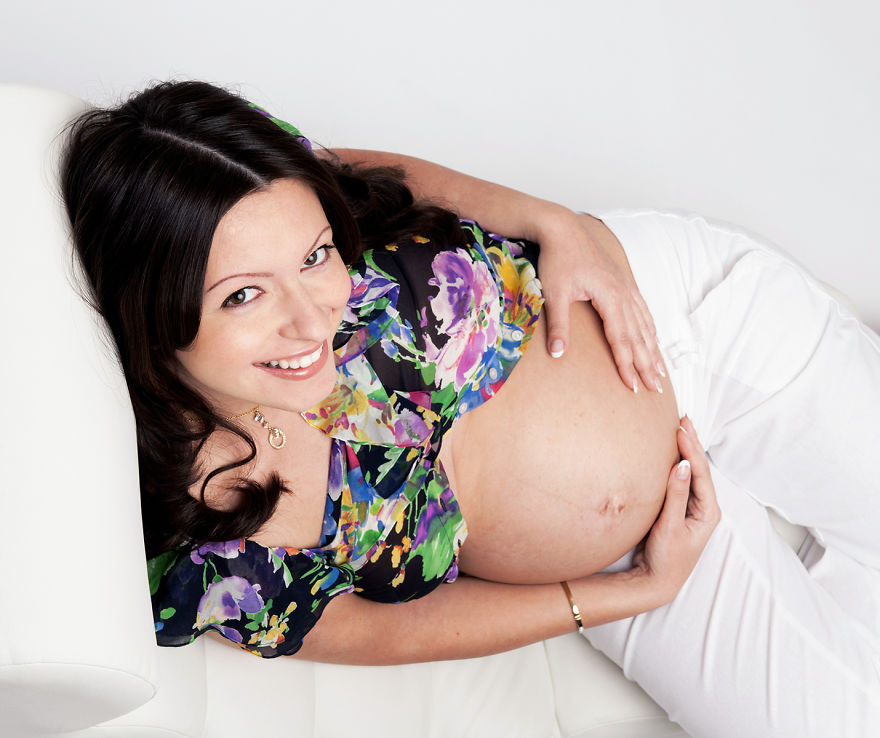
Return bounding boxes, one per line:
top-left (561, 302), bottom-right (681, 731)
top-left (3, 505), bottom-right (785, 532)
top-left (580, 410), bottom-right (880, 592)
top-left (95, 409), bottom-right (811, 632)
top-left (176, 178), bottom-right (352, 418)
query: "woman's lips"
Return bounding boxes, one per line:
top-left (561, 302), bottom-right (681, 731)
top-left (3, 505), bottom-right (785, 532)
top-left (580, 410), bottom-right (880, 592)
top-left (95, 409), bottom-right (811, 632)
top-left (255, 342), bottom-right (328, 380)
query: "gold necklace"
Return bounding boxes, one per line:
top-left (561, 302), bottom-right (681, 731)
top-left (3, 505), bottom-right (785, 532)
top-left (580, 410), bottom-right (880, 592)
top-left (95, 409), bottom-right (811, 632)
top-left (223, 406), bottom-right (287, 450)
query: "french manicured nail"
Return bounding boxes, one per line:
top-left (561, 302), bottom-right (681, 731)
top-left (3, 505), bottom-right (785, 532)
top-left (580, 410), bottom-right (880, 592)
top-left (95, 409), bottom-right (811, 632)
top-left (550, 339), bottom-right (565, 358)
top-left (654, 377), bottom-right (664, 393)
top-left (676, 459), bottom-right (691, 479)
top-left (655, 361), bottom-right (666, 378)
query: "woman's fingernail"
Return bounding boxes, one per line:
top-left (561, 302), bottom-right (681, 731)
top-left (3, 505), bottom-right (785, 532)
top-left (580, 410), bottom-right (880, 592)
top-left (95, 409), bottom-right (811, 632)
top-left (679, 425), bottom-right (688, 434)
top-left (550, 339), bottom-right (565, 358)
top-left (654, 377), bottom-right (664, 393)
top-left (632, 379), bottom-right (638, 394)
top-left (676, 459), bottom-right (691, 479)
top-left (655, 361), bottom-right (666, 378)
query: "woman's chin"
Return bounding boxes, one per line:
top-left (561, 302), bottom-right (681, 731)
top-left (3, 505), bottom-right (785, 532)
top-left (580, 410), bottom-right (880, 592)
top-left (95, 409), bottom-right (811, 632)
top-left (268, 368), bottom-right (340, 416)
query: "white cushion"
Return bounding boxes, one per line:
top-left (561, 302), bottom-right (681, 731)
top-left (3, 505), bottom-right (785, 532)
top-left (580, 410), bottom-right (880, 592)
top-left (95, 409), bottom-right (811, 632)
top-left (311, 644), bottom-right (557, 738)
top-left (197, 634), bottom-right (558, 738)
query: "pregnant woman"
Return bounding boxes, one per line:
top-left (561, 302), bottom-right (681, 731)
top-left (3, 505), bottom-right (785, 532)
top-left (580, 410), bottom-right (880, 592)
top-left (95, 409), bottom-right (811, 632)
top-left (62, 80), bottom-right (879, 737)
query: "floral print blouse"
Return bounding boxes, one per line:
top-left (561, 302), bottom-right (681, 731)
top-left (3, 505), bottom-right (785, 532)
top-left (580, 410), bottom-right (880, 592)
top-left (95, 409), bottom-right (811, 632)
top-left (148, 222), bottom-right (543, 657)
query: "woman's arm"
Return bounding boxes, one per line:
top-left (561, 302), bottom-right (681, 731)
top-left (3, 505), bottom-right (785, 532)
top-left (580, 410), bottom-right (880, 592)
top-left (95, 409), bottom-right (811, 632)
top-left (296, 417), bottom-right (718, 665)
top-left (326, 149), bottom-right (665, 394)
top-left (327, 149), bottom-right (569, 244)
top-left (297, 567), bottom-right (653, 665)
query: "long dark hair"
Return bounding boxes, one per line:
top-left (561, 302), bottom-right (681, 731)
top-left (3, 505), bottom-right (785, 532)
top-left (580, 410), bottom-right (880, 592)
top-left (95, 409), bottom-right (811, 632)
top-left (62, 80), bottom-right (465, 557)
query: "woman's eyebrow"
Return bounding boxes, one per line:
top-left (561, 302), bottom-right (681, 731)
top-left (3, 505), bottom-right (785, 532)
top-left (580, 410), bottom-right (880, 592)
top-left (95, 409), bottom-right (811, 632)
top-left (206, 271), bottom-right (272, 293)
top-left (205, 225), bottom-right (333, 294)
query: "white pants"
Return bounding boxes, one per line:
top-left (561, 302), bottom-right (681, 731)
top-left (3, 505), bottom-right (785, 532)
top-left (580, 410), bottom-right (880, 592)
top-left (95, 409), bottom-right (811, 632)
top-left (587, 210), bottom-right (880, 738)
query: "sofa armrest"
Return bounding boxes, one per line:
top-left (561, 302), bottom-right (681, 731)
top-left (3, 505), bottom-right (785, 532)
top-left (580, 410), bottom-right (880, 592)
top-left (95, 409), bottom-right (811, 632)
top-left (0, 84), bottom-right (158, 734)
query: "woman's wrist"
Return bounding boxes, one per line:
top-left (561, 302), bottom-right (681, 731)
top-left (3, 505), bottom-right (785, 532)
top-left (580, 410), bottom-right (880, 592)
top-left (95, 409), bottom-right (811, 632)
top-left (607, 566), bottom-right (671, 610)
top-left (565, 567), bottom-right (668, 630)
top-left (559, 580), bottom-right (584, 633)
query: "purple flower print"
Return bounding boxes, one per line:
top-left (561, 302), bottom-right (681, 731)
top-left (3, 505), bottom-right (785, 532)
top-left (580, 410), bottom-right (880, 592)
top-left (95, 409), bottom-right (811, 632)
top-left (194, 576), bottom-right (265, 638)
top-left (191, 539), bottom-right (243, 564)
top-left (391, 408), bottom-right (431, 445)
top-left (425, 250), bottom-right (500, 391)
top-left (346, 266), bottom-right (397, 313)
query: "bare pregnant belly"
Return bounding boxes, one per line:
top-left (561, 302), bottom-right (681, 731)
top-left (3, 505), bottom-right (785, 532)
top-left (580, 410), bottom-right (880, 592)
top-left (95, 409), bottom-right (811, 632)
top-left (439, 220), bottom-right (680, 584)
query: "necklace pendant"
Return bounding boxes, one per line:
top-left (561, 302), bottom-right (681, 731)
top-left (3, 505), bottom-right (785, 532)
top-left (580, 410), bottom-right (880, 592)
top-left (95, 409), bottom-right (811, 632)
top-left (268, 426), bottom-right (287, 450)
top-left (223, 405), bottom-right (285, 450)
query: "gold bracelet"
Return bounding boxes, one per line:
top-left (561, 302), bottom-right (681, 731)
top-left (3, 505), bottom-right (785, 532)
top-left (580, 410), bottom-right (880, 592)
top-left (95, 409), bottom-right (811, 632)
top-left (560, 580), bottom-right (584, 634)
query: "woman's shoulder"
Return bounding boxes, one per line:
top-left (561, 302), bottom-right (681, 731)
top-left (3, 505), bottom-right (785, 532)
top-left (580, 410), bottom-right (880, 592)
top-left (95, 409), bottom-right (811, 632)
top-left (349, 220), bottom-right (538, 286)
top-left (148, 539), bottom-right (355, 657)
top-left (327, 220), bottom-right (544, 426)
top-left (342, 220), bottom-right (541, 338)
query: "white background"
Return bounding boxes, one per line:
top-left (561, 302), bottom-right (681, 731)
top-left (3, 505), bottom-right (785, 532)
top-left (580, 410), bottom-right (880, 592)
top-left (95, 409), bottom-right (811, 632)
top-left (3, 0), bottom-right (878, 328)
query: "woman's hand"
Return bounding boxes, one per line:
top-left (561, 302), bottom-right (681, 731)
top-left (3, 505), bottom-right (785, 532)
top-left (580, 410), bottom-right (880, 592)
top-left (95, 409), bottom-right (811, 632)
top-left (631, 416), bottom-right (721, 605)
top-left (534, 207), bottom-right (665, 393)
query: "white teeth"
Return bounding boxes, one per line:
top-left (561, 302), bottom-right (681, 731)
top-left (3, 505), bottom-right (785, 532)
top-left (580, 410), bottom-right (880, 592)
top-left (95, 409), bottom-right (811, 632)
top-left (296, 347), bottom-right (322, 369)
top-left (264, 345), bottom-right (323, 370)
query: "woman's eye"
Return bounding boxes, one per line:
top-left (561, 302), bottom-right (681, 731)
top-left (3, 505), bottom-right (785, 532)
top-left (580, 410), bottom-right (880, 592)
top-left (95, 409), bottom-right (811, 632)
top-left (303, 245), bottom-right (335, 268)
top-left (222, 287), bottom-right (261, 308)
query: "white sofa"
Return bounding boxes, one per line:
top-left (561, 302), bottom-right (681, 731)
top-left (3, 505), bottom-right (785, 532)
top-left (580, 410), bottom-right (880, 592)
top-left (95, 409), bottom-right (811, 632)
top-left (0, 84), bottom-right (810, 738)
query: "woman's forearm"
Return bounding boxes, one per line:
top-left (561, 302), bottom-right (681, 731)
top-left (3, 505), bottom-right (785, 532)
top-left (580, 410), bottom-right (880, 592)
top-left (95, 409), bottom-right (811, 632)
top-left (295, 569), bottom-right (659, 666)
top-left (327, 148), bottom-right (573, 243)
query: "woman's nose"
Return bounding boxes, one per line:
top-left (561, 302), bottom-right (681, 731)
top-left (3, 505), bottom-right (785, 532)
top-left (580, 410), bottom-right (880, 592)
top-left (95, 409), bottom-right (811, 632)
top-left (276, 287), bottom-right (331, 341)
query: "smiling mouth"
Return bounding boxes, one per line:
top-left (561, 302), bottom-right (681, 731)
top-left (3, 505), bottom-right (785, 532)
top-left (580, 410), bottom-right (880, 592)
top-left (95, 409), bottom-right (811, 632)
top-left (259, 345), bottom-right (324, 370)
